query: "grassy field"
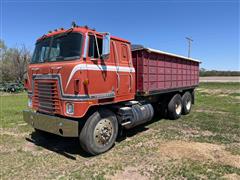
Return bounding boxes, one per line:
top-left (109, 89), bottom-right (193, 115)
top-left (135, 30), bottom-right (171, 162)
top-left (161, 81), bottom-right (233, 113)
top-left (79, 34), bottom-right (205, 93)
top-left (0, 83), bottom-right (240, 180)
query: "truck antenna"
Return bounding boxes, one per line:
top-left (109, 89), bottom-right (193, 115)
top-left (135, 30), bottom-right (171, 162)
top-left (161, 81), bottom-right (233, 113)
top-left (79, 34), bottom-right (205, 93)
top-left (186, 37), bottom-right (193, 58)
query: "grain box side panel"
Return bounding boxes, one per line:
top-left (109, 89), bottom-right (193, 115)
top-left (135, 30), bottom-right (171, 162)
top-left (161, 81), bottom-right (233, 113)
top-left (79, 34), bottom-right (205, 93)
top-left (133, 49), bottom-right (200, 95)
top-left (164, 55), bottom-right (172, 89)
top-left (142, 51), bottom-right (150, 92)
top-left (157, 54), bottom-right (165, 90)
top-left (147, 53), bottom-right (158, 91)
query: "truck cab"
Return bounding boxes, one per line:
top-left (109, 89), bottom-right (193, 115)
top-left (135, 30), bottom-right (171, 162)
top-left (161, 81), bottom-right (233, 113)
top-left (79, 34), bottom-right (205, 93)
top-left (25, 25), bottom-right (135, 119)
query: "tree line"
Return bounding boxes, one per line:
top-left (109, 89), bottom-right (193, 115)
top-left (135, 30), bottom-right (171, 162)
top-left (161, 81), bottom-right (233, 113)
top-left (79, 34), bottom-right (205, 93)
top-left (200, 68), bottom-right (240, 77)
top-left (0, 39), bottom-right (31, 83)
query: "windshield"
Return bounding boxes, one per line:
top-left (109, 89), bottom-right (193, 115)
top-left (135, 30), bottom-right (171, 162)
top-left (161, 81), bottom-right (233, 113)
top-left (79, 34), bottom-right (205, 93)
top-left (31, 32), bottom-right (83, 63)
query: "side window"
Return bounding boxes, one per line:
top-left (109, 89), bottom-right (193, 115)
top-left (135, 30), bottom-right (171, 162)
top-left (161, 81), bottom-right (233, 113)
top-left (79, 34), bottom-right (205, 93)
top-left (121, 44), bottom-right (128, 62)
top-left (88, 35), bottom-right (103, 59)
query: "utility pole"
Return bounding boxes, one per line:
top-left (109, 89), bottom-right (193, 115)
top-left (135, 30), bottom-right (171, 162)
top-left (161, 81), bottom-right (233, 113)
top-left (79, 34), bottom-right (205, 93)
top-left (186, 37), bottom-right (193, 58)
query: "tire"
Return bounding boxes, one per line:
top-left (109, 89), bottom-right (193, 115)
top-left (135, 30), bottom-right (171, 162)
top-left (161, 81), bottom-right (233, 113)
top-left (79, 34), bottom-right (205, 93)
top-left (10, 87), bottom-right (16, 92)
top-left (182, 91), bottom-right (192, 115)
top-left (79, 109), bottom-right (118, 155)
top-left (168, 94), bottom-right (183, 120)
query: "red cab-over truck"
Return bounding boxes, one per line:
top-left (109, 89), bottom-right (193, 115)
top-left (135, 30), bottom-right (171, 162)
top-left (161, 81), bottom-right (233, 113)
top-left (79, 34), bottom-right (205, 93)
top-left (23, 23), bottom-right (200, 155)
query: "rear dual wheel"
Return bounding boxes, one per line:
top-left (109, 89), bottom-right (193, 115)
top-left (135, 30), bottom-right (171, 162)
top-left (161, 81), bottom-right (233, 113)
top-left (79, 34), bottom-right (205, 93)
top-left (182, 92), bottom-right (192, 115)
top-left (168, 94), bottom-right (183, 120)
top-left (79, 109), bottom-right (118, 155)
top-left (167, 92), bottom-right (192, 120)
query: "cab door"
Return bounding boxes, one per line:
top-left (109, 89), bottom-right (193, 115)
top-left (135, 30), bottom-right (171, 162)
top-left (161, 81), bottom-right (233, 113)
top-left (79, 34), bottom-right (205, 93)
top-left (84, 33), bottom-right (115, 98)
top-left (112, 41), bottom-right (133, 97)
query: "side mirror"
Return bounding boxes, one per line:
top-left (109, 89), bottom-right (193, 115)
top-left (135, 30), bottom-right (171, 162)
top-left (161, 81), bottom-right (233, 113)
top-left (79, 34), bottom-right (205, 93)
top-left (101, 33), bottom-right (110, 60)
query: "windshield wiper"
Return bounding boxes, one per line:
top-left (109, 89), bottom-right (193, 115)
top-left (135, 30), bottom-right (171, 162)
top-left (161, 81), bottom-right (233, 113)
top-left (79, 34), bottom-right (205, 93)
top-left (48, 55), bottom-right (64, 62)
top-left (56, 56), bottom-right (64, 60)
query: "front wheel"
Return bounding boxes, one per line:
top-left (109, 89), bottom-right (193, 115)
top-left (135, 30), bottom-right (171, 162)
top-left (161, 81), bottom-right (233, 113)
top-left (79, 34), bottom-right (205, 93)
top-left (79, 109), bottom-right (118, 155)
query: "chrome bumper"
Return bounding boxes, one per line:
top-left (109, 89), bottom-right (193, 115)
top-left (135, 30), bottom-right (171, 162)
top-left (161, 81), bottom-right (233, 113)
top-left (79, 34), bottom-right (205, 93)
top-left (23, 110), bottom-right (79, 137)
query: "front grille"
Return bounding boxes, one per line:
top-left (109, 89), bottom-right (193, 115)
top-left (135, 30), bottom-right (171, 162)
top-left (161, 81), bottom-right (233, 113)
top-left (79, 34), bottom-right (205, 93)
top-left (33, 80), bottom-right (61, 114)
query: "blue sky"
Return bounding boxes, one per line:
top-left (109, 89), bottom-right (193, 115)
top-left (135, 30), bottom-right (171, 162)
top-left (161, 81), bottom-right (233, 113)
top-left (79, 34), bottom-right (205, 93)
top-left (1, 0), bottom-right (239, 70)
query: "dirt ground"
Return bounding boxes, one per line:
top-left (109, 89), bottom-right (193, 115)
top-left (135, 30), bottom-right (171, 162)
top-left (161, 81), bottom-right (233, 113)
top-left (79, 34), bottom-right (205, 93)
top-left (200, 76), bottom-right (240, 82)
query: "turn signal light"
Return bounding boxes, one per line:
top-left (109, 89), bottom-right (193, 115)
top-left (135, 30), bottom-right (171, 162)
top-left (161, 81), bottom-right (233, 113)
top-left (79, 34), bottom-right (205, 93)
top-left (66, 103), bottom-right (74, 115)
top-left (83, 79), bottom-right (89, 85)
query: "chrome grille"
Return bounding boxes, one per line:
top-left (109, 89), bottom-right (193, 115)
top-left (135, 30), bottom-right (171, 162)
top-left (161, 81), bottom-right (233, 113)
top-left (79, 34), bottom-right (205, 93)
top-left (33, 80), bottom-right (60, 114)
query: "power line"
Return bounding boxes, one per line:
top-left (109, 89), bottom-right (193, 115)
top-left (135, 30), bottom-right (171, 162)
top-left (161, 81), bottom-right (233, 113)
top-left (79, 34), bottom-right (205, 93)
top-left (186, 37), bottom-right (193, 58)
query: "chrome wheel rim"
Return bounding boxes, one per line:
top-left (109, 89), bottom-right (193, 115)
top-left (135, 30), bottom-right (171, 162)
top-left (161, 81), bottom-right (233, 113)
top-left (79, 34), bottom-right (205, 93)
top-left (175, 103), bottom-right (182, 115)
top-left (94, 119), bottom-right (113, 146)
top-left (186, 99), bottom-right (191, 110)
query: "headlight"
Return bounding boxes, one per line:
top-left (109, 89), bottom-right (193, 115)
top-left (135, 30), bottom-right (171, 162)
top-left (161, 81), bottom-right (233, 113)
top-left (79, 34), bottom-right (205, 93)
top-left (66, 103), bottom-right (74, 114)
top-left (28, 97), bottom-right (32, 107)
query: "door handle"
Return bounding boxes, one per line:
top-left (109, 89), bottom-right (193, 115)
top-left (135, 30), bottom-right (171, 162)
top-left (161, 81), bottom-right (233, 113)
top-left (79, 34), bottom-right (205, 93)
top-left (116, 73), bottom-right (120, 92)
top-left (129, 73), bottom-right (133, 92)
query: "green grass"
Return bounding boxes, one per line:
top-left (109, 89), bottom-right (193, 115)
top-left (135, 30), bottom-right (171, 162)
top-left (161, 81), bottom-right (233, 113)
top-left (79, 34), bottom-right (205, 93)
top-left (199, 82), bottom-right (240, 90)
top-left (172, 160), bottom-right (240, 179)
top-left (230, 92), bottom-right (240, 96)
top-left (0, 92), bottom-right (28, 128)
top-left (0, 83), bottom-right (240, 179)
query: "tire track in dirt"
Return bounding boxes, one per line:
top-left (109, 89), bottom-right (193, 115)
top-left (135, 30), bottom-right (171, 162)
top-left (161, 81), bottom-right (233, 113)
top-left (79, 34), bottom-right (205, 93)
top-left (158, 140), bottom-right (240, 168)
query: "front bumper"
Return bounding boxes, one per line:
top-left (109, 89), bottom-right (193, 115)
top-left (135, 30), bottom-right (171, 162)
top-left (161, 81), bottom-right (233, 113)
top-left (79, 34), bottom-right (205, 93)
top-left (23, 110), bottom-right (79, 137)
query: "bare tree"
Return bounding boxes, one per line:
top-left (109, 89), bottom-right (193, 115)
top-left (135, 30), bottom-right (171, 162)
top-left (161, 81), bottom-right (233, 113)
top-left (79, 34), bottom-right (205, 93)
top-left (0, 40), bottom-right (31, 83)
top-left (12, 45), bottom-right (31, 82)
